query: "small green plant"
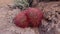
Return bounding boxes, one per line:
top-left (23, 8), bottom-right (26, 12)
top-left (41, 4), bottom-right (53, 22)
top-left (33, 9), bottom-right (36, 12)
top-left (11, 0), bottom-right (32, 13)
top-left (14, 0), bottom-right (29, 10)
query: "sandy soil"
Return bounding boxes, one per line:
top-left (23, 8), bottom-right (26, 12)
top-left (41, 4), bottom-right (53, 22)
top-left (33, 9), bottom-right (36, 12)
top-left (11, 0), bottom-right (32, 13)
top-left (0, 0), bottom-right (14, 6)
top-left (0, 0), bottom-right (60, 34)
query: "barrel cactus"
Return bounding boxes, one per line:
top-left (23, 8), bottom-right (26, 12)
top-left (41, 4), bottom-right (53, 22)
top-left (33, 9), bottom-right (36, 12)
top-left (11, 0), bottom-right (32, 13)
top-left (14, 0), bottom-right (29, 10)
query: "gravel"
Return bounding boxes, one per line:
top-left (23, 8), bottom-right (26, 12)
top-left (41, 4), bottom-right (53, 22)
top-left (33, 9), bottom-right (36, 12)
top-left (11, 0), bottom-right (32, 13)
top-left (38, 1), bottom-right (60, 34)
top-left (0, 1), bottom-right (60, 34)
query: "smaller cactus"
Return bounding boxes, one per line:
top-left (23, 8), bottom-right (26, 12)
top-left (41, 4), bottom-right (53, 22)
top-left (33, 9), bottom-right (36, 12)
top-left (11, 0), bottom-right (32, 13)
top-left (14, 0), bottom-right (29, 10)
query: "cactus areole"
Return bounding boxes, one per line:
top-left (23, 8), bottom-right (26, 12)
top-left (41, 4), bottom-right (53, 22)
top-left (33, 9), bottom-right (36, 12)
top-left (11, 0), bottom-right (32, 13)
top-left (14, 7), bottom-right (43, 28)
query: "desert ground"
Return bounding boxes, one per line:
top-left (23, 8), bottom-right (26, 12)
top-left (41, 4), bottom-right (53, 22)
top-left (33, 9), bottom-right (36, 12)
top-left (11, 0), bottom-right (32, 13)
top-left (0, 0), bottom-right (60, 34)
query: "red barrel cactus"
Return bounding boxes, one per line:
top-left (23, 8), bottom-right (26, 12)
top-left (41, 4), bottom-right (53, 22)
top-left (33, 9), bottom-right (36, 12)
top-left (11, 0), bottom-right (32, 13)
top-left (14, 7), bottom-right (43, 28)
top-left (26, 8), bottom-right (43, 27)
top-left (14, 11), bottom-right (29, 28)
